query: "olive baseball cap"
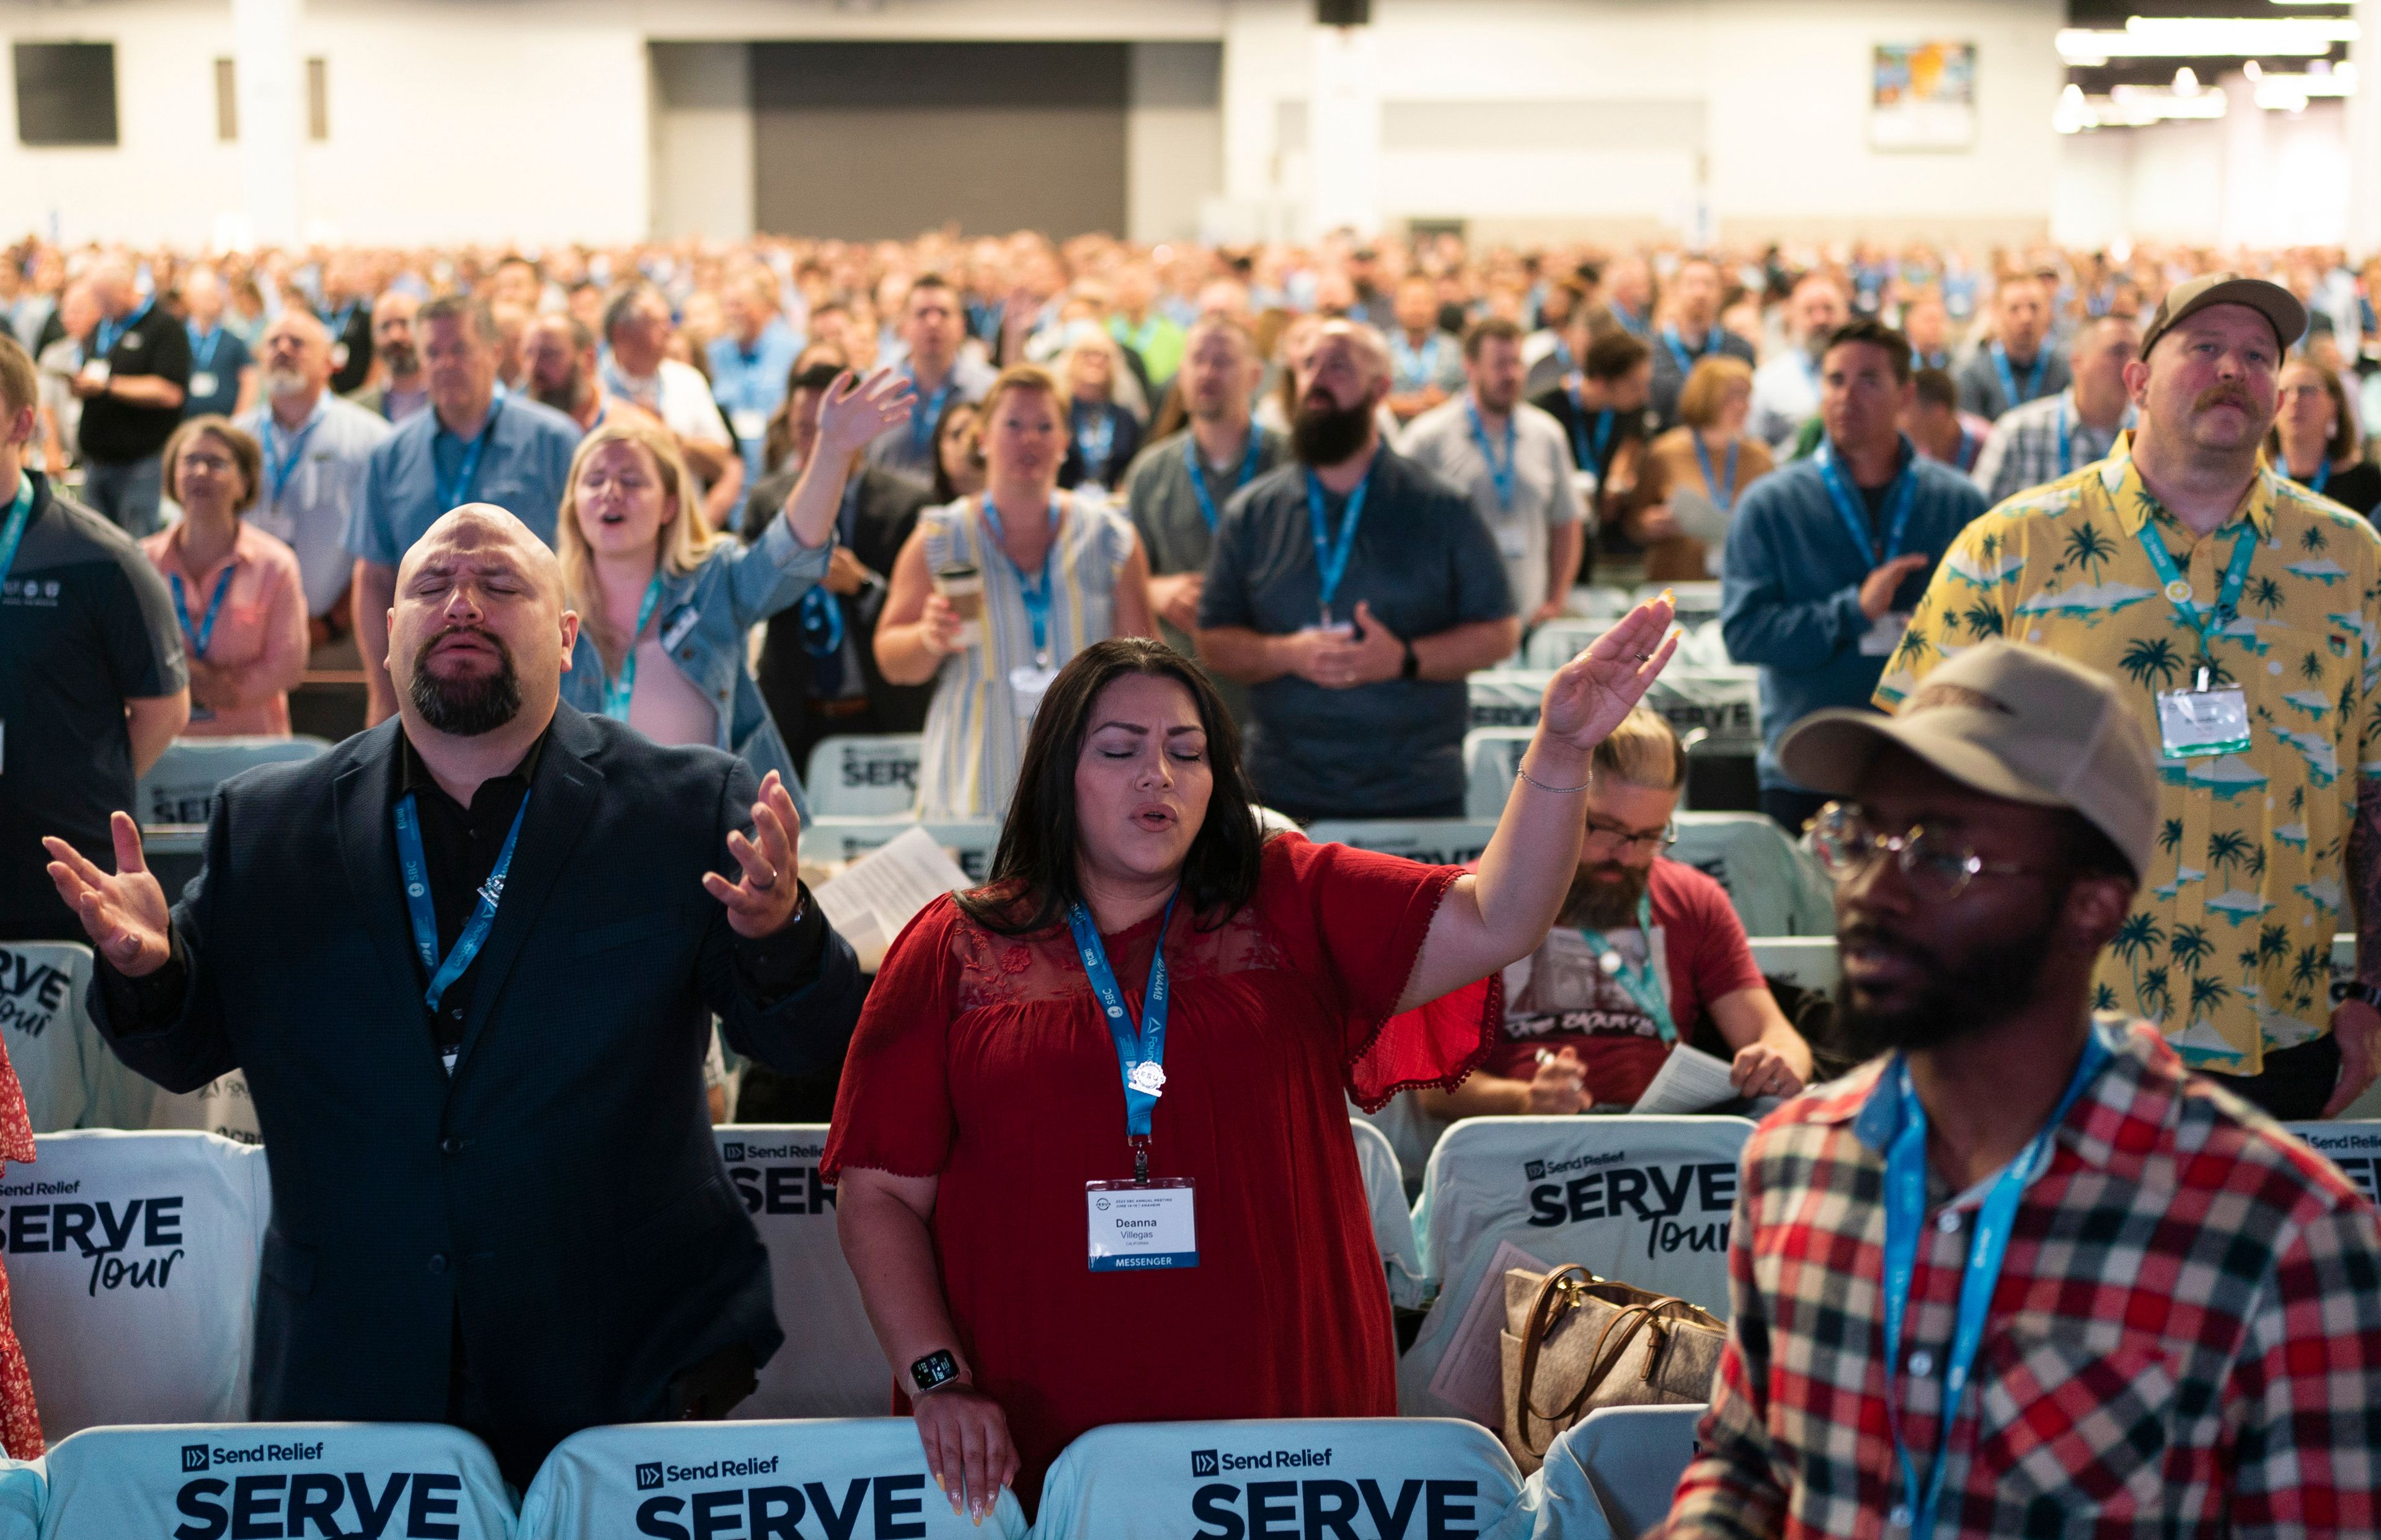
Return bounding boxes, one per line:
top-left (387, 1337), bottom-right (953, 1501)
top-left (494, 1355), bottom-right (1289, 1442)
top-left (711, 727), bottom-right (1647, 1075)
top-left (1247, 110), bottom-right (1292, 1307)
top-left (2138, 270), bottom-right (2307, 360)
top-left (1776, 640), bottom-right (2158, 880)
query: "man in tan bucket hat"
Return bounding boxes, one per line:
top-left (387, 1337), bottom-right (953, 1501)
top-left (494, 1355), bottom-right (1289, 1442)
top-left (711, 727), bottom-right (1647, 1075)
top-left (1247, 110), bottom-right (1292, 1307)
top-left (1658, 637), bottom-right (2381, 1540)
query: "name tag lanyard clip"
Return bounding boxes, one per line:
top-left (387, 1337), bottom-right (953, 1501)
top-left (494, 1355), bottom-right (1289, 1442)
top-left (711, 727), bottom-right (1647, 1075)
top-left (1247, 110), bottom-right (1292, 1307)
top-left (2134, 520), bottom-right (2258, 757)
top-left (1306, 462), bottom-right (1374, 627)
top-left (1070, 887), bottom-right (1181, 1184)
top-left (1578, 890), bottom-right (1678, 1045)
top-left (980, 495), bottom-right (1060, 668)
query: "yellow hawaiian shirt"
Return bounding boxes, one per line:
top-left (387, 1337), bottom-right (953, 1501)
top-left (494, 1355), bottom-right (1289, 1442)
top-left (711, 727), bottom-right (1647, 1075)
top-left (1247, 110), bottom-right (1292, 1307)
top-left (1876, 434), bottom-right (2381, 1074)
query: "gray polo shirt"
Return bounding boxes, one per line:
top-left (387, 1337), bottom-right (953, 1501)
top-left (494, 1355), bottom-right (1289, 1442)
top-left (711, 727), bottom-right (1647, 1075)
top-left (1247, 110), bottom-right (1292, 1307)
top-left (237, 393), bottom-right (394, 617)
top-left (1122, 423), bottom-right (1290, 724)
top-left (1199, 446), bottom-right (1514, 817)
top-left (1396, 395), bottom-right (1583, 617)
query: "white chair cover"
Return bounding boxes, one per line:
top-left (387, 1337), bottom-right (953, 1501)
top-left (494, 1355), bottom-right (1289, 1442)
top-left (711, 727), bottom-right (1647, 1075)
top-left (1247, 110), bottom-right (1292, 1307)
top-left (805, 735), bottom-right (925, 818)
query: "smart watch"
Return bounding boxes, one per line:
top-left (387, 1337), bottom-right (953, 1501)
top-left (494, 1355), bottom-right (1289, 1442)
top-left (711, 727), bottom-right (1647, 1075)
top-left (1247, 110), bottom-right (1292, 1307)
top-left (909, 1348), bottom-right (962, 1395)
top-left (2342, 981), bottom-right (2381, 1013)
top-left (1399, 639), bottom-right (1419, 681)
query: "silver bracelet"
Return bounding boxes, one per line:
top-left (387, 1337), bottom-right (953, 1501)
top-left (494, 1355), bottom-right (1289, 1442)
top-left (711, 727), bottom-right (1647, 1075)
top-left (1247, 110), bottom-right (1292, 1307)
top-left (1515, 763), bottom-right (1593, 795)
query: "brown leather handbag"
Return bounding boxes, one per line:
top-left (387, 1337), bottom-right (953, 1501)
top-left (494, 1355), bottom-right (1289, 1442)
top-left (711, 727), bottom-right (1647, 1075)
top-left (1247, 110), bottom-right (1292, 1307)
top-left (1497, 1263), bottom-right (1726, 1472)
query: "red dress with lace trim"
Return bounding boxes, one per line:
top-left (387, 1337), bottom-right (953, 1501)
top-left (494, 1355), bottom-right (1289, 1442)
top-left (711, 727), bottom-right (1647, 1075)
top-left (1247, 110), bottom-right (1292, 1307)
top-left (823, 834), bottom-right (1495, 1504)
top-left (0, 1037), bottom-right (42, 1458)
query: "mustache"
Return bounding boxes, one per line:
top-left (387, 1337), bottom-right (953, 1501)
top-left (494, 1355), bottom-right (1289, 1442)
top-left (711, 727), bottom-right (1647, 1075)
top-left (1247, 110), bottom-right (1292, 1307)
top-left (1839, 918), bottom-right (1944, 973)
top-left (2193, 385), bottom-right (2257, 415)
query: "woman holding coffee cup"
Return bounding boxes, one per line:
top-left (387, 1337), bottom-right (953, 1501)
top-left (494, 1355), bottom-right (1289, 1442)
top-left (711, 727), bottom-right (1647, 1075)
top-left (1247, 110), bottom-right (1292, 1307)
top-left (877, 364), bottom-right (1157, 818)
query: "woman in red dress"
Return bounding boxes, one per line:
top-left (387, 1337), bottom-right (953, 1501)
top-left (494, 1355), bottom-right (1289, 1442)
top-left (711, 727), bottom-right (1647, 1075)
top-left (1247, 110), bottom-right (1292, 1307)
top-left (825, 601), bottom-right (1678, 1518)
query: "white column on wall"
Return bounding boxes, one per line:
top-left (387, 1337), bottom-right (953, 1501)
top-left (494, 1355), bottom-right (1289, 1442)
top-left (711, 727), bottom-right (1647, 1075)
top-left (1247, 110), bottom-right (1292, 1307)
top-left (231, 0), bottom-right (303, 247)
top-left (1306, 22), bottom-right (1381, 238)
top-left (2352, 0), bottom-right (2381, 254)
top-left (2216, 68), bottom-right (2270, 250)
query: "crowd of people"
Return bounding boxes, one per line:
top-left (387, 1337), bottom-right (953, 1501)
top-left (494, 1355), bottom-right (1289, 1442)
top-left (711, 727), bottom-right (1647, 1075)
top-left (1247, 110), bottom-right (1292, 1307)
top-left (3, 224), bottom-right (2381, 1532)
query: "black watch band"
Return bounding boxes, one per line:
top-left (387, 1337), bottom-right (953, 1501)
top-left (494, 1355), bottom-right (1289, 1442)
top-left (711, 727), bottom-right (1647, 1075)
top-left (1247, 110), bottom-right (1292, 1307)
top-left (2344, 981), bottom-right (2381, 1012)
top-left (909, 1348), bottom-right (962, 1395)
top-left (1399, 639), bottom-right (1419, 681)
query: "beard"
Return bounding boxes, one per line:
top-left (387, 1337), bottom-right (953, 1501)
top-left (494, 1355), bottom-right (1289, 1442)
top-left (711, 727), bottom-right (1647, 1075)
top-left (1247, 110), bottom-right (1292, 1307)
top-left (380, 341), bottom-right (420, 377)
top-left (264, 366), bottom-right (310, 399)
top-left (407, 627), bottom-right (522, 737)
top-left (1837, 901), bottom-right (2062, 1060)
top-left (528, 365), bottom-right (582, 415)
top-left (1559, 861), bottom-right (1651, 931)
top-left (1293, 394), bottom-right (1373, 467)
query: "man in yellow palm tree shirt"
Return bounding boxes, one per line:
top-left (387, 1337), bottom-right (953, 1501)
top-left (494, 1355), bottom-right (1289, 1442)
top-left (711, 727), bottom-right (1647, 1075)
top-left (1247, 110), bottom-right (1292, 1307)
top-left (1879, 273), bottom-right (2381, 1118)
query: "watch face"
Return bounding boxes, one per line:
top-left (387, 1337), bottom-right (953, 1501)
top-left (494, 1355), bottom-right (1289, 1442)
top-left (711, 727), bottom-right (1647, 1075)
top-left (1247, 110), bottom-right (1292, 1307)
top-left (911, 1350), bottom-right (956, 1391)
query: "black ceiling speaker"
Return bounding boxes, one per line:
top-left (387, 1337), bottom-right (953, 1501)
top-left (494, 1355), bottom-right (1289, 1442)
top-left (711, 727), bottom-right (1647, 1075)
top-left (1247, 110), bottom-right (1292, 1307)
top-left (1318, 0), bottom-right (1372, 27)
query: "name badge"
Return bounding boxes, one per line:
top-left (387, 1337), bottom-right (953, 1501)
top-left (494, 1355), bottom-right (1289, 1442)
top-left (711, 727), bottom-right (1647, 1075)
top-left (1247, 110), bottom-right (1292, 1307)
top-left (1300, 620), bottom-right (1357, 640)
top-left (2157, 683), bottom-right (2251, 759)
top-left (1496, 527), bottom-right (1528, 561)
top-left (1858, 609), bottom-right (1910, 657)
top-left (730, 408), bottom-right (768, 444)
top-left (190, 371), bottom-right (219, 399)
top-left (1086, 1179), bottom-right (1197, 1271)
top-left (81, 361), bottom-right (111, 387)
top-left (658, 604), bottom-right (700, 653)
top-left (330, 342), bottom-right (350, 370)
top-left (1009, 663), bottom-right (1058, 720)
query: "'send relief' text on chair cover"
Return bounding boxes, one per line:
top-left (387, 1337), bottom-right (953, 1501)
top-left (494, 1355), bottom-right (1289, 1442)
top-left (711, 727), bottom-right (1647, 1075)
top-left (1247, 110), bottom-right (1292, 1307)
top-left (1524, 1404), bottom-right (1705, 1540)
top-left (0, 944), bottom-right (91, 1135)
top-left (711, 1127), bottom-right (892, 1419)
top-left (1349, 1117), bottom-right (1424, 1308)
top-left (40, 1422), bottom-right (513, 1540)
top-left (1034, 1417), bottom-right (1535, 1540)
top-left (135, 736), bottom-right (330, 828)
top-left (513, 1420), bottom-right (1026, 1540)
top-left (9, 1131), bottom-right (270, 1442)
top-left (805, 736), bottom-right (924, 820)
top-left (1399, 1116), bottom-right (1754, 1423)
top-left (2281, 1121), bottom-right (2379, 1205)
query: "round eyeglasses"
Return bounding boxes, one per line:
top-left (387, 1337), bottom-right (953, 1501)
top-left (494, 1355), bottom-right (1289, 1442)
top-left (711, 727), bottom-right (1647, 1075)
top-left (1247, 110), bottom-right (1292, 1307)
top-left (1809, 802), bottom-right (2059, 902)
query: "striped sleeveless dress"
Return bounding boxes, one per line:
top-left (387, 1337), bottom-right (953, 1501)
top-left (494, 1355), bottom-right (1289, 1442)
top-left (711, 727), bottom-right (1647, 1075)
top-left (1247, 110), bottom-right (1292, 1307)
top-left (916, 492), bottom-right (1135, 819)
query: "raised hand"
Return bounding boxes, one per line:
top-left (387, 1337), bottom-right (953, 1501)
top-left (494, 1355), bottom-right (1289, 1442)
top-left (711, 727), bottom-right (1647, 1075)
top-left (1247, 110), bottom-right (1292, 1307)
top-left (44, 812), bottom-right (174, 976)
top-left (817, 368), bottom-right (918, 459)
top-left (701, 771), bottom-right (805, 939)
top-left (1538, 596), bottom-right (1677, 755)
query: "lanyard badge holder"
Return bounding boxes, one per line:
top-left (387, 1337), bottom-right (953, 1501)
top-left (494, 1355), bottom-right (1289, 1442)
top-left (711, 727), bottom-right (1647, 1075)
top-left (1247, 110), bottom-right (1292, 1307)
top-left (171, 565), bottom-right (239, 722)
top-left (599, 573), bottom-right (665, 721)
top-left (1579, 892), bottom-right (1678, 1045)
top-left (2136, 522), bottom-right (2257, 759)
top-left (1184, 434), bottom-right (1263, 533)
top-left (1879, 1027), bottom-right (2113, 1540)
top-left (392, 790), bottom-right (531, 1075)
top-left (1305, 466), bottom-right (1372, 635)
top-left (982, 495), bottom-right (1062, 720)
top-left (1816, 441), bottom-right (1919, 657)
top-left (1075, 890), bottom-right (1198, 1272)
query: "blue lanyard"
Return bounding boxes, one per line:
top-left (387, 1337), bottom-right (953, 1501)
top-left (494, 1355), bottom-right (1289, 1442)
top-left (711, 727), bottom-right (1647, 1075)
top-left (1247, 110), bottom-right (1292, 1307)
top-left (0, 476), bottom-right (33, 591)
top-left (188, 324), bottom-right (224, 374)
top-left (1814, 438), bottom-right (1918, 565)
top-left (260, 406), bottom-right (324, 508)
top-left (435, 399), bottom-right (503, 511)
top-left (599, 572), bottom-right (665, 720)
top-left (1608, 300), bottom-right (1648, 339)
top-left (1954, 427), bottom-right (1977, 472)
top-left (327, 301), bottom-right (360, 342)
top-left (909, 373), bottom-right (954, 453)
top-left (980, 495), bottom-right (1060, 662)
top-left (1693, 434), bottom-right (1739, 511)
top-left (170, 563), bottom-right (239, 660)
top-left (1183, 431), bottom-right (1264, 532)
top-left (1068, 887), bottom-right (1182, 1166)
top-left (1465, 397), bottom-right (1517, 509)
top-left (1990, 342), bottom-right (2046, 411)
top-left (2307, 459), bottom-right (2334, 496)
top-left (1578, 891), bottom-right (1676, 1044)
top-left (392, 789), bottom-right (532, 1015)
top-left (1305, 463), bottom-right (1373, 624)
top-left (1660, 325), bottom-right (1715, 377)
top-left (1075, 406), bottom-right (1116, 480)
top-left (94, 298), bottom-right (153, 360)
top-left (1566, 387), bottom-right (1615, 477)
top-left (1391, 333), bottom-right (1441, 391)
top-left (2132, 515), bottom-right (2259, 657)
top-left (1880, 1027), bottom-right (2113, 1540)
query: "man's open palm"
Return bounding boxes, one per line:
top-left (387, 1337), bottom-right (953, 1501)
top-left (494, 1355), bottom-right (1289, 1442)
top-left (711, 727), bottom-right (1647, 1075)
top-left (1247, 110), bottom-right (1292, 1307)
top-left (45, 812), bottom-right (174, 977)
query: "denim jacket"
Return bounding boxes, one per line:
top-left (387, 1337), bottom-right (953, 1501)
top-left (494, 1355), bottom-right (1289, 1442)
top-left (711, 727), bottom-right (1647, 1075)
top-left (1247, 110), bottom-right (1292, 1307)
top-left (562, 510), bottom-right (831, 816)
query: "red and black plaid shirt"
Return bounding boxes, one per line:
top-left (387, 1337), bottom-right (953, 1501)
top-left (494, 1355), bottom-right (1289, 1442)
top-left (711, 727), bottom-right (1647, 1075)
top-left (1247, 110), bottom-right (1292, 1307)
top-left (1662, 1019), bottom-right (2381, 1538)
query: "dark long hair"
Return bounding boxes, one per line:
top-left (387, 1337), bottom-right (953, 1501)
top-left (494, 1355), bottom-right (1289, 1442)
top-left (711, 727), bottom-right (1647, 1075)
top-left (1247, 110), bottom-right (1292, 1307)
top-left (956, 638), bottom-right (1266, 936)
